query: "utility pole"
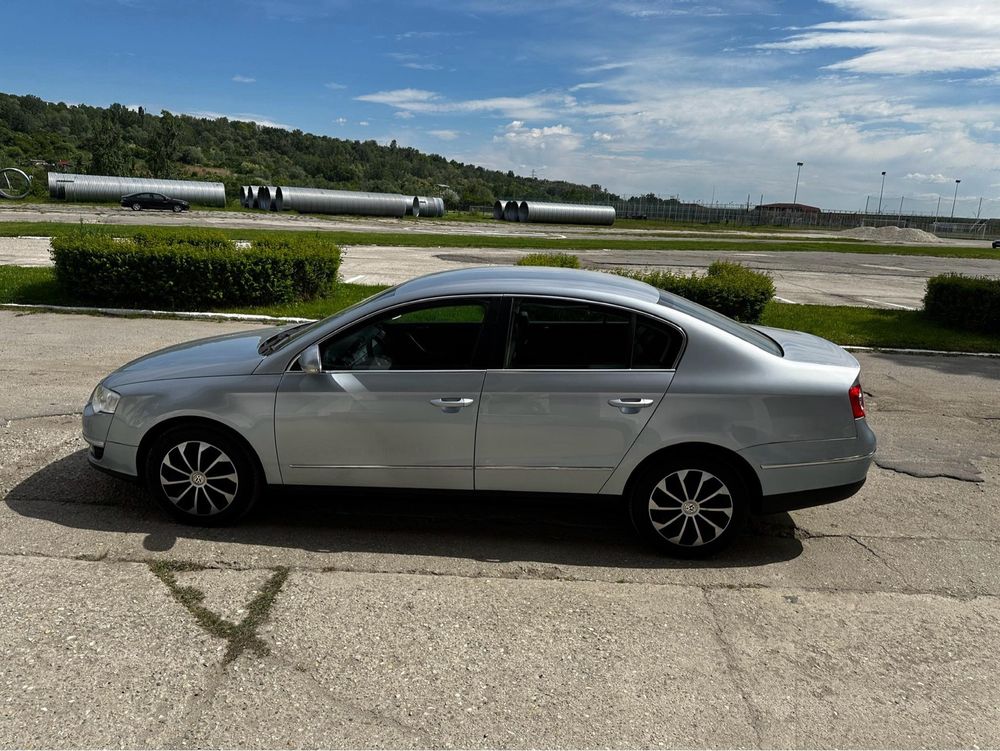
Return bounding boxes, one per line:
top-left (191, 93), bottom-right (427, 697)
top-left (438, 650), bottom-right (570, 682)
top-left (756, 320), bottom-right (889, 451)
top-left (977, 196), bottom-right (983, 219)
top-left (878, 170), bottom-right (886, 214)
top-left (865, 195), bottom-right (870, 213)
top-left (792, 161), bottom-right (803, 204)
top-left (935, 195), bottom-right (941, 223)
top-left (951, 179), bottom-right (961, 219)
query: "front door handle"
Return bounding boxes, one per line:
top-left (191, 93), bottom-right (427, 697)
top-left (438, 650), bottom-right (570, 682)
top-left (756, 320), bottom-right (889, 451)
top-left (429, 397), bottom-right (475, 413)
top-left (609, 397), bottom-right (654, 414)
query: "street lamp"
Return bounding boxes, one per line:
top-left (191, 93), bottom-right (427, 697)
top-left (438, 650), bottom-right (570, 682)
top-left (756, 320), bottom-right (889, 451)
top-left (951, 179), bottom-right (961, 219)
top-left (877, 171), bottom-right (886, 214)
top-left (792, 161), bottom-right (804, 205)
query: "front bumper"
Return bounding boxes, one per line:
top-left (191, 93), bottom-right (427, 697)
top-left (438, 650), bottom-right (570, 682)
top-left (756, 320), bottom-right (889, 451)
top-left (82, 404), bottom-right (139, 479)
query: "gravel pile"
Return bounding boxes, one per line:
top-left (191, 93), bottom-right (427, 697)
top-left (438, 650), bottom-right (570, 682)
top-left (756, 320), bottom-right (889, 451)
top-left (839, 225), bottom-right (943, 243)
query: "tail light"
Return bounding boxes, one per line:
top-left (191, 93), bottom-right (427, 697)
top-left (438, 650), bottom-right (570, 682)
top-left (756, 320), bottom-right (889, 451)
top-left (849, 383), bottom-right (866, 419)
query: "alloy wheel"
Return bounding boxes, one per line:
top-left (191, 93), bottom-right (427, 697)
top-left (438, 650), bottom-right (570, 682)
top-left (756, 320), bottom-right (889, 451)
top-left (158, 440), bottom-right (239, 516)
top-left (647, 469), bottom-right (734, 547)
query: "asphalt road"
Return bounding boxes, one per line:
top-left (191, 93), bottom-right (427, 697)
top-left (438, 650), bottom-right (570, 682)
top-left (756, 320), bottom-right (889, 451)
top-left (1, 311), bottom-right (998, 748)
top-left (5, 237), bottom-right (1000, 310)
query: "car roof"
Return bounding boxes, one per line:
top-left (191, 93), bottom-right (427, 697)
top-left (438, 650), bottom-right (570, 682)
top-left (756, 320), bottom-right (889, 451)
top-left (388, 266), bottom-right (661, 305)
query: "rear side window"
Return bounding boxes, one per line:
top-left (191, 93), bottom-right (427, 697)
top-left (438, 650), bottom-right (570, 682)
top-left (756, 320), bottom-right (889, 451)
top-left (507, 299), bottom-right (682, 369)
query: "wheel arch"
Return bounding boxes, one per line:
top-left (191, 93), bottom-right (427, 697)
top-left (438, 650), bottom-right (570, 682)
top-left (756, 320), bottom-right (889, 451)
top-left (622, 442), bottom-right (763, 512)
top-left (136, 415), bottom-right (266, 485)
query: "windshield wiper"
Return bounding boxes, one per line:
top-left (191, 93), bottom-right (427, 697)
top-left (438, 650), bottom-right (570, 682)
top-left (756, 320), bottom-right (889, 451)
top-left (258, 322), bottom-right (309, 355)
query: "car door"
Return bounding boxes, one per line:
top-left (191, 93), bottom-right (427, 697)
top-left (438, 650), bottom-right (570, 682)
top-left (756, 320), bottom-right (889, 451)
top-left (274, 297), bottom-right (498, 490)
top-left (152, 193), bottom-right (169, 209)
top-left (475, 296), bottom-right (682, 493)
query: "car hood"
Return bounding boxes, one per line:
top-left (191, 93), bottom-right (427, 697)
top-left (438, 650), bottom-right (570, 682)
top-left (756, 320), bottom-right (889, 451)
top-left (751, 325), bottom-right (859, 369)
top-left (103, 327), bottom-right (280, 388)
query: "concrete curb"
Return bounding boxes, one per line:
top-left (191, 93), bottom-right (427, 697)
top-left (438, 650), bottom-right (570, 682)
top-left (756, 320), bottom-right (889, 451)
top-left (0, 302), bottom-right (313, 325)
top-left (3, 302), bottom-right (999, 358)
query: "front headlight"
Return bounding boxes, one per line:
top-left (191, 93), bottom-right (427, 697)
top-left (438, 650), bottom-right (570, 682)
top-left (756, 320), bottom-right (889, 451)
top-left (90, 384), bottom-right (121, 414)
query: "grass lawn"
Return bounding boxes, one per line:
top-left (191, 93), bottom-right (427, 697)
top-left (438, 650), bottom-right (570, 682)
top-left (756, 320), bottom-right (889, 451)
top-left (3, 265), bottom-right (997, 352)
top-left (0, 219), bottom-right (995, 260)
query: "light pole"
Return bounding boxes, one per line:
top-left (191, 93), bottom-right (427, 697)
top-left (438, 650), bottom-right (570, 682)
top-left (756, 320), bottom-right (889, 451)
top-left (792, 161), bottom-right (804, 205)
top-left (951, 179), bottom-right (961, 219)
top-left (877, 171), bottom-right (886, 214)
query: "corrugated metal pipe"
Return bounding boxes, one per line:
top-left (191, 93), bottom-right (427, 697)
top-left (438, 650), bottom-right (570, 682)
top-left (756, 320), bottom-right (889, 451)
top-left (239, 186), bottom-right (250, 207)
top-left (493, 200), bottom-right (512, 220)
top-left (517, 201), bottom-right (615, 226)
top-left (503, 200), bottom-right (520, 221)
top-left (412, 196), bottom-right (445, 217)
top-left (275, 187), bottom-right (409, 217)
top-left (47, 172), bottom-right (226, 207)
top-left (253, 186), bottom-right (279, 210)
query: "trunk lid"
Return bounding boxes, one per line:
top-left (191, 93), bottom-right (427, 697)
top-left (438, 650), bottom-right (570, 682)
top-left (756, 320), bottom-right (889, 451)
top-left (751, 325), bottom-right (859, 369)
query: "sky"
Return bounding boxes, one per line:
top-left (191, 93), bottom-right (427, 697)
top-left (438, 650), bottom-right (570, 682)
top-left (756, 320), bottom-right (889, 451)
top-left (5, 0), bottom-right (1000, 216)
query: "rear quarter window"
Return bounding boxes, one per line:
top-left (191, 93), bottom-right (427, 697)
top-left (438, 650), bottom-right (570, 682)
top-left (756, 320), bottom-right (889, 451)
top-left (657, 291), bottom-right (782, 356)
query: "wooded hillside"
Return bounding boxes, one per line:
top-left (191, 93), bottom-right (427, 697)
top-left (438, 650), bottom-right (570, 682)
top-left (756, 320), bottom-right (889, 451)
top-left (0, 91), bottom-right (615, 207)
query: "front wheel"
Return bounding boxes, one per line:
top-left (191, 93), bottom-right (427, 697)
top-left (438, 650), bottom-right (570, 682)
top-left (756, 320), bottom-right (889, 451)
top-left (172, 204), bottom-right (183, 213)
top-left (144, 427), bottom-right (261, 525)
top-left (131, 202), bottom-right (142, 211)
top-left (628, 458), bottom-right (747, 557)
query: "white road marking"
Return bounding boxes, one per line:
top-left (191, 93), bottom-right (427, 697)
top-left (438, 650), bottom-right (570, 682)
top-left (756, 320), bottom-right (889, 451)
top-left (860, 263), bottom-right (912, 272)
top-left (860, 298), bottom-right (916, 310)
top-left (732, 252), bottom-right (773, 257)
top-left (344, 275), bottom-right (367, 283)
top-left (774, 296), bottom-right (800, 304)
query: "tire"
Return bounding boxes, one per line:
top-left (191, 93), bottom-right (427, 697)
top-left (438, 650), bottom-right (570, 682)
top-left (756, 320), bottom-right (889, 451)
top-left (144, 426), bottom-right (261, 526)
top-left (628, 456), bottom-right (747, 557)
top-left (172, 204), bottom-right (183, 213)
top-left (131, 203), bottom-right (142, 211)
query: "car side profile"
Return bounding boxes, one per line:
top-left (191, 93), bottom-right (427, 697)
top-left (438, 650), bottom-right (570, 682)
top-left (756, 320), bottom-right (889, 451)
top-left (82, 266), bottom-right (875, 556)
top-left (120, 192), bottom-right (189, 212)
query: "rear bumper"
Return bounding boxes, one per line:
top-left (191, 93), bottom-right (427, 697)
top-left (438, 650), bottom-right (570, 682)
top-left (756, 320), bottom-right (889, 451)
top-left (758, 478), bottom-right (866, 514)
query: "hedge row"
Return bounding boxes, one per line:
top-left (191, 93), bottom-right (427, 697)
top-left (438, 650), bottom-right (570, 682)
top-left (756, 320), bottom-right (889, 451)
top-left (516, 252), bottom-right (581, 269)
top-left (924, 273), bottom-right (1000, 335)
top-left (51, 228), bottom-right (341, 309)
top-left (613, 261), bottom-right (775, 322)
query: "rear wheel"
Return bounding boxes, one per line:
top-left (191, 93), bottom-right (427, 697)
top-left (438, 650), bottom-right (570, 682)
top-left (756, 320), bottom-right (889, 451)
top-left (144, 427), bottom-right (261, 525)
top-left (629, 458), bottom-right (747, 557)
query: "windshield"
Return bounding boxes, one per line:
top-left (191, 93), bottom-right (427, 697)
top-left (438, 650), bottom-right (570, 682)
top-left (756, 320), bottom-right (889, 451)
top-left (657, 290), bottom-right (782, 356)
top-left (259, 286), bottom-right (398, 355)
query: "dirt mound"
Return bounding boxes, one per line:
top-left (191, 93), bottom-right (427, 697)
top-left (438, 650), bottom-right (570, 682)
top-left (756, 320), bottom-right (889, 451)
top-left (839, 225), bottom-right (943, 243)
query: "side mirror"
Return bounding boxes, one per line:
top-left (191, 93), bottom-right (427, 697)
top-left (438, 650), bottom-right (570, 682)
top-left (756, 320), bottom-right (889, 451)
top-left (299, 344), bottom-right (323, 374)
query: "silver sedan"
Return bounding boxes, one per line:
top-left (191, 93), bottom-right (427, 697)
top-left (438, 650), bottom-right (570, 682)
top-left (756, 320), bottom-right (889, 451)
top-left (82, 266), bottom-right (875, 556)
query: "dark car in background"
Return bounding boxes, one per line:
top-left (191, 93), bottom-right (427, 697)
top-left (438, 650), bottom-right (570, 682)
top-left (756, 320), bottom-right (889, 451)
top-left (120, 192), bottom-right (189, 212)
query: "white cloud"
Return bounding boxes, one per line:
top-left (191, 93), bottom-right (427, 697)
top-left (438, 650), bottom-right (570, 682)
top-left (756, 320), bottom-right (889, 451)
top-left (324, 81), bottom-right (347, 90)
top-left (763, 1), bottom-right (1000, 74)
top-left (358, 120), bottom-right (370, 126)
top-left (395, 111), bottom-right (415, 119)
top-left (231, 75), bottom-right (255, 84)
top-left (592, 130), bottom-right (615, 142)
top-left (333, 117), bottom-right (347, 125)
top-left (429, 129), bottom-right (461, 140)
top-left (188, 111), bottom-right (291, 130)
top-left (403, 62), bottom-right (445, 71)
top-left (355, 89), bottom-right (572, 119)
top-left (904, 172), bottom-right (955, 183)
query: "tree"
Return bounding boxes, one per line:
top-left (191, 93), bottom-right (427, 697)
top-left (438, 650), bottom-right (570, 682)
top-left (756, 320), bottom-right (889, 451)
top-left (85, 113), bottom-right (131, 176)
top-left (145, 110), bottom-right (179, 177)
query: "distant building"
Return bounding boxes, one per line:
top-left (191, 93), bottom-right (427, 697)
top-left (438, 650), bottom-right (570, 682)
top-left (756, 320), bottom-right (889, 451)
top-left (756, 202), bottom-right (821, 213)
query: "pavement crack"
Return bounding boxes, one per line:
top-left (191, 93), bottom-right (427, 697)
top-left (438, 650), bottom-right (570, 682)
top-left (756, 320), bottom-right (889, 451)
top-left (701, 588), bottom-right (766, 747)
top-left (873, 459), bottom-right (983, 483)
top-left (148, 560), bottom-right (290, 665)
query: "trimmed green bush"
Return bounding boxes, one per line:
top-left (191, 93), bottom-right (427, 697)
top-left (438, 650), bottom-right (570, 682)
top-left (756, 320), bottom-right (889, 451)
top-left (51, 228), bottom-right (340, 309)
top-left (612, 261), bottom-right (775, 322)
top-left (924, 273), bottom-right (1000, 335)
top-left (516, 252), bottom-right (581, 269)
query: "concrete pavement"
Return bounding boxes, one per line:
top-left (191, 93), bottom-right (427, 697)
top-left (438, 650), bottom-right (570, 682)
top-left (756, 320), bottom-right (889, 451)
top-left (0, 312), bottom-right (999, 748)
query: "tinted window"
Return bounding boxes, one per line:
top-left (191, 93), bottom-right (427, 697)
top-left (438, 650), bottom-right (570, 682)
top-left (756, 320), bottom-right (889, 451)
top-left (657, 291), bottom-right (782, 356)
top-left (634, 316), bottom-right (683, 368)
top-left (508, 300), bottom-right (631, 369)
top-left (319, 300), bottom-right (489, 371)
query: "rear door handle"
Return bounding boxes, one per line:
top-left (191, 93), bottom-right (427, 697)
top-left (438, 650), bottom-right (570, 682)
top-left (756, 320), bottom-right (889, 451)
top-left (429, 397), bottom-right (475, 413)
top-left (608, 397), bottom-right (654, 414)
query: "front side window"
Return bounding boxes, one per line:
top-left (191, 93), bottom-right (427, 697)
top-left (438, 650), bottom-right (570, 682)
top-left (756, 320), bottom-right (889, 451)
top-left (319, 299), bottom-right (490, 371)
